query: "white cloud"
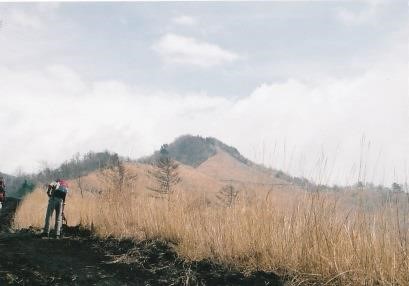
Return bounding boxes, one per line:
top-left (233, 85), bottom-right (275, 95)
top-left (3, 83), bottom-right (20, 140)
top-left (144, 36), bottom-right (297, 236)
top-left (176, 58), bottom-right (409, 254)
top-left (0, 4), bottom-right (63, 68)
top-left (336, 0), bottom-right (384, 26)
top-left (36, 3), bottom-right (61, 13)
top-left (172, 15), bottom-right (197, 26)
top-left (0, 36), bottom-right (407, 186)
top-left (1, 3), bottom-right (60, 31)
top-left (7, 8), bottom-right (44, 30)
top-left (0, 3), bottom-right (407, 187)
top-left (233, 63), bottom-right (408, 185)
top-left (153, 33), bottom-right (239, 67)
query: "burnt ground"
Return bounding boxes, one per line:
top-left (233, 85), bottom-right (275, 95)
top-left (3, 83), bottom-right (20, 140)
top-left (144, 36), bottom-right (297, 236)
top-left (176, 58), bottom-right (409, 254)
top-left (0, 197), bottom-right (19, 233)
top-left (0, 198), bottom-right (285, 286)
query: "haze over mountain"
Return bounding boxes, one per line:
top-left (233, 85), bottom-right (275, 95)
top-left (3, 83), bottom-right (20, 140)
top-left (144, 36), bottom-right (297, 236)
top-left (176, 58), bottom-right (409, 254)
top-left (3, 134), bottom-right (406, 198)
top-left (4, 135), bottom-right (301, 197)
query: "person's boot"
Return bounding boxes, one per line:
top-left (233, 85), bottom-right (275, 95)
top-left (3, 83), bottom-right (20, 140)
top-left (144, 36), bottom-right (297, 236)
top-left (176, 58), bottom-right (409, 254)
top-left (39, 232), bottom-right (49, 238)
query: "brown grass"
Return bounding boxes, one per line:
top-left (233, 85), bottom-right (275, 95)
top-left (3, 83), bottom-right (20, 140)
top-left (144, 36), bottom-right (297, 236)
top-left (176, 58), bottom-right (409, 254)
top-left (13, 166), bottom-right (409, 285)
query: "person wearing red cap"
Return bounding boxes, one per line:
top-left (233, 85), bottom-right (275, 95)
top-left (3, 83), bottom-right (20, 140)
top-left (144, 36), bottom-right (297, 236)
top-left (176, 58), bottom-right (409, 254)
top-left (41, 179), bottom-right (69, 239)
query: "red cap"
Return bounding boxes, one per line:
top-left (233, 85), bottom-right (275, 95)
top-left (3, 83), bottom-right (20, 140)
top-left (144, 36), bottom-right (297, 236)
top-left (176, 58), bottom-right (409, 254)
top-left (57, 179), bottom-right (69, 188)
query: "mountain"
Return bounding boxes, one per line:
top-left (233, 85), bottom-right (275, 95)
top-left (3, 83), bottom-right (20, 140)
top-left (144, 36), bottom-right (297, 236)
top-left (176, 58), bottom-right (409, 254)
top-left (139, 135), bottom-right (251, 167)
top-left (138, 135), bottom-right (301, 192)
top-left (9, 135), bottom-right (309, 198)
top-left (58, 135), bottom-right (299, 198)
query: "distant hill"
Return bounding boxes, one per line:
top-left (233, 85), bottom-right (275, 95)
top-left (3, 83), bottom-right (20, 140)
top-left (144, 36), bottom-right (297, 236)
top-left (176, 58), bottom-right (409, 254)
top-left (139, 135), bottom-right (250, 167)
top-left (0, 172), bottom-right (29, 198)
top-left (4, 135), bottom-right (322, 198)
top-left (33, 151), bottom-right (121, 183)
top-left (0, 172), bottom-right (16, 192)
top-left (0, 172), bottom-right (14, 182)
top-left (136, 134), bottom-right (309, 193)
top-left (138, 135), bottom-right (326, 192)
top-left (1, 151), bottom-right (122, 198)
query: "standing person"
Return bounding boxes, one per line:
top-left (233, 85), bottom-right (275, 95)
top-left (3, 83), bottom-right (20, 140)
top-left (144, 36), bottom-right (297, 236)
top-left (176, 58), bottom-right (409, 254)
top-left (42, 179), bottom-right (69, 239)
top-left (0, 177), bottom-right (5, 211)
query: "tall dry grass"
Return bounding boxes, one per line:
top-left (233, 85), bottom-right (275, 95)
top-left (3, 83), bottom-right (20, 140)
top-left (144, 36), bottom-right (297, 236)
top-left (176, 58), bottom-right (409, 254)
top-left (14, 171), bottom-right (409, 285)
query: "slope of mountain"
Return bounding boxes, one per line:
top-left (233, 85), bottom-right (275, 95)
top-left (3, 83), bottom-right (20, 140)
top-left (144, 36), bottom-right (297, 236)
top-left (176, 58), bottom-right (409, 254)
top-left (196, 150), bottom-right (289, 186)
top-left (140, 135), bottom-right (298, 191)
top-left (68, 162), bottom-right (224, 196)
top-left (115, 162), bottom-right (224, 194)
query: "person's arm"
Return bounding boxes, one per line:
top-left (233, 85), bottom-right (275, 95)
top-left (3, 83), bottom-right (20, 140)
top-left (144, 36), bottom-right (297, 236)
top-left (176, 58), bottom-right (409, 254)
top-left (47, 182), bottom-right (58, 197)
top-left (46, 185), bottom-right (52, 197)
top-left (63, 187), bottom-right (69, 202)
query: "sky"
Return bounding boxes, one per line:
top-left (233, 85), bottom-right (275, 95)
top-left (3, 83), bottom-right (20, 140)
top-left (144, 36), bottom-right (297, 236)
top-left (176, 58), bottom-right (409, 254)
top-left (0, 1), bottom-right (408, 186)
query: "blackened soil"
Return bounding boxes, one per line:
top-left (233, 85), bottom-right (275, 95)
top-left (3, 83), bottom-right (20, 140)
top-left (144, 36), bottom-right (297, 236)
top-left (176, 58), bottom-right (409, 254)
top-left (0, 199), bottom-right (284, 286)
top-left (0, 197), bottom-right (19, 232)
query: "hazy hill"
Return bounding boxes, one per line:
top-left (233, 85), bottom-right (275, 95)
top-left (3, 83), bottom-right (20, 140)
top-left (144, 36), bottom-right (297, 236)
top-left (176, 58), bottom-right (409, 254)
top-left (0, 173), bottom-right (16, 194)
top-left (197, 150), bottom-right (286, 186)
top-left (64, 135), bottom-right (297, 196)
top-left (4, 135), bottom-right (312, 198)
top-left (127, 135), bottom-right (304, 198)
top-left (0, 172), bottom-right (14, 183)
top-left (140, 135), bottom-right (305, 190)
top-left (139, 135), bottom-right (250, 167)
top-left (1, 151), bottom-right (122, 198)
top-left (0, 172), bottom-right (34, 197)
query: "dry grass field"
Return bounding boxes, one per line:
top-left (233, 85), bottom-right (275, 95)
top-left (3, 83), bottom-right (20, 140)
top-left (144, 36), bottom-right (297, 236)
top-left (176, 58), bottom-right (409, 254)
top-left (13, 159), bottom-right (409, 285)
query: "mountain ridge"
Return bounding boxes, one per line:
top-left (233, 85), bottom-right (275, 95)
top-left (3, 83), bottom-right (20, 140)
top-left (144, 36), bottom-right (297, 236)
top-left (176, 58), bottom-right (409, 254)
top-left (139, 135), bottom-right (251, 167)
top-left (5, 135), bottom-right (314, 198)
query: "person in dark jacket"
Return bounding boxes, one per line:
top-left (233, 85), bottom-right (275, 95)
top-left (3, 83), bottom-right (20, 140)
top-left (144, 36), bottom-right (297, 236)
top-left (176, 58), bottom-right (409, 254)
top-left (42, 179), bottom-right (69, 238)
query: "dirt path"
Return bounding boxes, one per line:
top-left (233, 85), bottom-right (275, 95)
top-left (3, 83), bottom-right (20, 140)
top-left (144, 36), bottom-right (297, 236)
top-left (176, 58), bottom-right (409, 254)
top-left (0, 198), bottom-right (284, 286)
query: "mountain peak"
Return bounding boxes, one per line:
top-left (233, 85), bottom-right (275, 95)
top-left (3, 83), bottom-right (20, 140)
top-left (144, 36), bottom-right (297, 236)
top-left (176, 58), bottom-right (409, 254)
top-left (141, 135), bottom-right (251, 167)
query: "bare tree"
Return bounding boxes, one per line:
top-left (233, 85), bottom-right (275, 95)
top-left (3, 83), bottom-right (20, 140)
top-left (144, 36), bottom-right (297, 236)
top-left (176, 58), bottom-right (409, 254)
top-left (71, 153), bottom-right (85, 198)
top-left (148, 144), bottom-right (181, 198)
top-left (99, 154), bottom-right (138, 193)
top-left (391, 182), bottom-right (403, 193)
top-left (217, 184), bottom-right (239, 207)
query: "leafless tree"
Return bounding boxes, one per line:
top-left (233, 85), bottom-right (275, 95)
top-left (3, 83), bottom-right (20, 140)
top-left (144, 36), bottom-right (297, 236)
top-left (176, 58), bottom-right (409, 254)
top-left (148, 144), bottom-right (181, 199)
top-left (217, 184), bottom-right (239, 207)
top-left (99, 154), bottom-right (138, 193)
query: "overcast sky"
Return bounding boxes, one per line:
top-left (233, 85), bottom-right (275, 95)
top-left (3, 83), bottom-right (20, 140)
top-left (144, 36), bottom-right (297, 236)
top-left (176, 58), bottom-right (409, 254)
top-left (0, 1), bottom-right (407, 186)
